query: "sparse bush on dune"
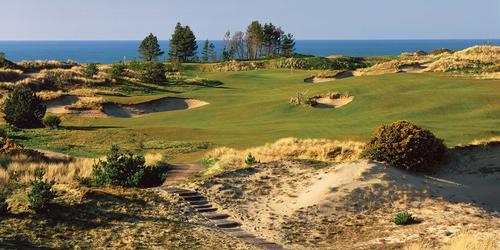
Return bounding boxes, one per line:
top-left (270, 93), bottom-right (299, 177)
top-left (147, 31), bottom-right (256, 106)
top-left (27, 168), bottom-right (57, 212)
top-left (82, 63), bottom-right (99, 79)
top-left (362, 120), bottom-right (447, 173)
top-left (127, 61), bottom-right (167, 83)
top-left (106, 62), bottom-right (127, 80)
top-left (394, 211), bottom-right (418, 225)
top-left (43, 115), bottom-right (61, 129)
top-left (203, 137), bottom-right (364, 176)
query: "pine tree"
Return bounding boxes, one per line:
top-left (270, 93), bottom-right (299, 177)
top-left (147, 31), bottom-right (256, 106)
top-left (208, 43), bottom-right (217, 62)
top-left (168, 23), bottom-right (198, 62)
top-left (201, 39), bottom-right (209, 63)
top-left (139, 33), bottom-right (164, 61)
top-left (281, 33), bottom-right (296, 57)
top-left (2, 86), bottom-right (46, 128)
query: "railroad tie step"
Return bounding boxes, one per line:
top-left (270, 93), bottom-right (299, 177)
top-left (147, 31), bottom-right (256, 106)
top-left (192, 204), bottom-right (213, 209)
top-left (182, 195), bottom-right (206, 201)
top-left (204, 213), bottom-right (230, 220)
top-left (177, 191), bottom-right (200, 197)
top-left (188, 200), bottom-right (209, 206)
top-left (214, 220), bottom-right (240, 228)
top-left (196, 207), bottom-right (217, 213)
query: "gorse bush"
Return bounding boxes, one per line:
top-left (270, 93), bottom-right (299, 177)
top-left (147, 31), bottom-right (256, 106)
top-left (2, 86), bottom-right (46, 128)
top-left (91, 146), bottom-right (168, 187)
top-left (82, 63), bottom-right (99, 79)
top-left (362, 120), bottom-right (447, 173)
top-left (43, 115), bottom-right (61, 129)
top-left (394, 211), bottom-right (418, 225)
top-left (28, 168), bottom-right (56, 212)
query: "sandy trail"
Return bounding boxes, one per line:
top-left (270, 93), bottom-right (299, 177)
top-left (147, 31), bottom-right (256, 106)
top-left (164, 163), bottom-right (204, 186)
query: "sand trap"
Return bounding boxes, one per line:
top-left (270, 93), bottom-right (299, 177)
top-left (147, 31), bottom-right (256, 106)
top-left (102, 97), bottom-right (209, 118)
top-left (304, 71), bottom-right (355, 83)
top-left (399, 63), bottom-right (427, 73)
top-left (45, 95), bottom-right (209, 118)
top-left (314, 96), bottom-right (354, 108)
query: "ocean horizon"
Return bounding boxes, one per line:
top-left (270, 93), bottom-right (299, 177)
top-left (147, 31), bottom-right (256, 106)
top-left (1, 39), bottom-right (498, 63)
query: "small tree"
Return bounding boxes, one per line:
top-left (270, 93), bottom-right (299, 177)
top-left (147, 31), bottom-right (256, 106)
top-left (208, 43), bottom-right (217, 62)
top-left (83, 63), bottom-right (98, 79)
top-left (138, 61), bottom-right (166, 83)
top-left (168, 23), bottom-right (198, 62)
top-left (28, 168), bottom-right (56, 212)
top-left (245, 153), bottom-right (259, 166)
top-left (139, 33), bottom-right (164, 61)
top-left (281, 33), bottom-right (296, 57)
top-left (201, 39), bottom-right (210, 63)
top-left (2, 86), bottom-right (46, 128)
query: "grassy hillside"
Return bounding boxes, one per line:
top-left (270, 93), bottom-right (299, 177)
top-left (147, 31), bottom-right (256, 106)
top-left (7, 69), bottom-right (500, 161)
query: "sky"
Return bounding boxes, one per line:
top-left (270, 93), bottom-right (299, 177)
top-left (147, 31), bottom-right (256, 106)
top-left (1, 0), bottom-right (499, 40)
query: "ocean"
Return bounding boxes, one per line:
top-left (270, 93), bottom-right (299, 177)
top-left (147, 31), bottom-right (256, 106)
top-left (0, 39), bottom-right (498, 64)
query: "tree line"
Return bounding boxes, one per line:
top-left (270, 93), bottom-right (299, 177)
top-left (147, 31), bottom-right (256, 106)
top-left (138, 20), bottom-right (295, 63)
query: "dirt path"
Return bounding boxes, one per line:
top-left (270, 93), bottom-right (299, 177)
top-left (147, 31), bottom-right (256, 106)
top-left (164, 163), bottom-right (204, 185)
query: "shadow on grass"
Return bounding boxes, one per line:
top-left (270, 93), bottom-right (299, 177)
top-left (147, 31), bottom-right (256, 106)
top-left (61, 126), bottom-right (123, 131)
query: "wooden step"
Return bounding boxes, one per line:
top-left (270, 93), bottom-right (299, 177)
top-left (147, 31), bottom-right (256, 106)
top-left (196, 207), bottom-right (217, 213)
top-left (214, 220), bottom-right (240, 228)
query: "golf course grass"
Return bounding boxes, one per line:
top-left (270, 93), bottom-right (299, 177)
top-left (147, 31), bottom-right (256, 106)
top-left (7, 69), bottom-right (500, 161)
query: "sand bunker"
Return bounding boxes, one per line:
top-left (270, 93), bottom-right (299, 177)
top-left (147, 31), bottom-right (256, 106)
top-left (399, 63), bottom-right (428, 73)
top-left (102, 98), bottom-right (208, 118)
top-left (314, 95), bottom-right (354, 109)
top-left (304, 71), bottom-right (355, 83)
top-left (45, 95), bottom-right (209, 118)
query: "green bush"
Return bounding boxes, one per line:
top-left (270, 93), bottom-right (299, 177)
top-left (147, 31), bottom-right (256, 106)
top-left (107, 63), bottom-right (127, 79)
top-left (394, 211), bottom-right (418, 225)
top-left (82, 63), bottom-right (99, 79)
top-left (245, 153), bottom-right (259, 166)
top-left (130, 61), bottom-right (166, 83)
top-left (91, 146), bottom-right (168, 187)
top-left (276, 56), bottom-right (367, 70)
top-left (2, 86), bottom-right (46, 128)
top-left (28, 168), bottom-right (56, 212)
top-left (43, 115), bottom-right (61, 129)
top-left (431, 48), bottom-right (454, 55)
top-left (0, 194), bottom-right (9, 216)
top-left (362, 120), bottom-right (447, 173)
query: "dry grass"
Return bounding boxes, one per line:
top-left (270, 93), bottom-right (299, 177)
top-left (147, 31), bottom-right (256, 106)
top-left (36, 90), bottom-right (64, 101)
top-left (18, 60), bottom-right (78, 71)
top-left (426, 46), bottom-right (500, 73)
top-left (405, 231), bottom-right (499, 250)
top-left (0, 69), bottom-right (23, 82)
top-left (203, 137), bottom-right (364, 176)
top-left (0, 152), bottom-right (164, 186)
top-left (65, 96), bottom-right (104, 110)
top-left (466, 136), bottom-right (500, 146)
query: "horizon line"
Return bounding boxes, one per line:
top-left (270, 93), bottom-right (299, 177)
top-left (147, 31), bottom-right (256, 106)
top-left (0, 38), bottom-right (499, 42)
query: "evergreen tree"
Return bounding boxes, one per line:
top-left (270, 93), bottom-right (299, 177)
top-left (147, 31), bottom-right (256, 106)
top-left (2, 86), bottom-right (46, 128)
top-left (246, 21), bottom-right (263, 59)
top-left (139, 33), bottom-right (164, 61)
top-left (262, 23), bottom-right (284, 57)
top-left (168, 23), bottom-right (198, 62)
top-left (201, 39), bottom-right (210, 63)
top-left (208, 43), bottom-right (217, 62)
top-left (280, 33), bottom-right (296, 57)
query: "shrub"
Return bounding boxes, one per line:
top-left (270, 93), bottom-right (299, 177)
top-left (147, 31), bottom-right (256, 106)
top-left (362, 120), bottom-right (447, 173)
top-left (0, 52), bottom-right (5, 63)
top-left (18, 60), bottom-right (78, 72)
top-left (137, 61), bottom-right (166, 83)
top-left (431, 48), bottom-right (454, 55)
top-left (0, 194), bottom-right (8, 215)
top-left (28, 168), bottom-right (56, 212)
top-left (82, 63), bottom-right (99, 79)
top-left (91, 146), bottom-right (168, 187)
top-left (0, 69), bottom-right (23, 82)
top-left (394, 211), bottom-right (418, 225)
top-left (2, 86), bottom-right (46, 128)
top-left (245, 153), bottom-right (259, 166)
top-left (107, 63), bottom-right (127, 79)
top-left (43, 115), bottom-right (61, 129)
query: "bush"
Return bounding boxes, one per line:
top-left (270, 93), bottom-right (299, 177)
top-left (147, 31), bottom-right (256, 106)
top-left (2, 86), bottom-right (46, 128)
top-left (0, 195), bottom-right (9, 216)
top-left (107, 63), bottom-right (127, 79)
top-left (362, 120), bottom-right (447, 173)
top-left (394, 211), bottom-right (418, 225)
top-left (91, 146), bottom-right (168, 187)
top-left (82, 63), bottom-right (99, 79)
top-left (137, 61), bottom-right (166, 83)
top-left (43, 115), bottom-right (61, 129)
top-left (245, 153), bottom-right (259, 166)
top-left (431, 48), bottom-right (454, 55)
top-left (28, 168), bottom-right (56, 212)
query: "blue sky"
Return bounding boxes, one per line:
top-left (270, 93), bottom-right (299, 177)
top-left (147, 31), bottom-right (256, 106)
top-left (2, 0), bottom-right (499, 40)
